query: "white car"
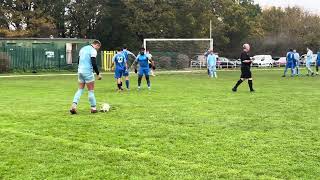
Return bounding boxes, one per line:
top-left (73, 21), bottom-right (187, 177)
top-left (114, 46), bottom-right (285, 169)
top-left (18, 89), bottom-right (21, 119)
top-left (252, 55), bottom-right (274, 67)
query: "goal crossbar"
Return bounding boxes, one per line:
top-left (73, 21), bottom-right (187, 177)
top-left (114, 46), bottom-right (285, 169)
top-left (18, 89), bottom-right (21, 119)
top-left (143, 38), bottom-right (213, 50)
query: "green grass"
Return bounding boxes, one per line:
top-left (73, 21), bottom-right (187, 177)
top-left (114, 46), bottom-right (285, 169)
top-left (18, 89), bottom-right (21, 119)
top-left (0, 70), bottom-right (319, 179)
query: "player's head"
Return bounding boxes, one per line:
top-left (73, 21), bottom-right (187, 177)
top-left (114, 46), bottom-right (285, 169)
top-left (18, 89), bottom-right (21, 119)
top-left (140, 47), bottom-right (145, 55)
top-left (91, 40), bottom-right (101, 50)
top-left (243, 43), bottom-right (250, 52)
top-left (289, 49), bottom-right (293, 52)
top-left (122, 46), bottom-right (127, 51)
top-left (116, 47), bottom-right (122, 53)
top-left (209, 48), bottom-right (213, 53)
top-left (293, 49), bottom-right (297, 53)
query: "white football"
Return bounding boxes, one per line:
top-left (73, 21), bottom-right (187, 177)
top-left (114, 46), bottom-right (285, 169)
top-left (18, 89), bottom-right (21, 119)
top-left (100, 103), bottom-right (110, 112)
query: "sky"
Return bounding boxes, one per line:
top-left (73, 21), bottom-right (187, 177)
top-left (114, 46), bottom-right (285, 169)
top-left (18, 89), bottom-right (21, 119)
top-left (254, 0), bottom-right (320, 14)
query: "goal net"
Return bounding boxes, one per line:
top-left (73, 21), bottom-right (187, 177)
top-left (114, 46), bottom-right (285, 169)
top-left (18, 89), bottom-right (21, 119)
top-left (143, 39), bottom-right (213, 70)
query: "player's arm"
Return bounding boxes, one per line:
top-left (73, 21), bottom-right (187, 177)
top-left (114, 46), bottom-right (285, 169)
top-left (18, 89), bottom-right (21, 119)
top-left (110, 55), bottom-right (116, 70)
top-left (128, 50), bottom-right (137, 59)
top-left (149, 57), bottom-right (155, 70)
top-left (133, 55), bottom-right (139, 73)
top-left (242, 54), bottom-right (252, 63)
top-left (91, 49), bottom-right (102, 80)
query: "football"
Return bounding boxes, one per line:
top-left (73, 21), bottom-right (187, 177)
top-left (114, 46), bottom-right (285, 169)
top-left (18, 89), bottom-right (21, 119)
top-left (100, 103), bottom-right (111, 112)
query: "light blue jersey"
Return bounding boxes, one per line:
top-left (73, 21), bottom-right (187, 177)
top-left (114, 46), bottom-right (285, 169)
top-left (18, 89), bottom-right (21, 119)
top-left (122, 49), bottom-right (135, 61)
top-left (306, 50), bottom-right (313, 64)
top-left (294, 52), bottom-right (300, 61)
top-left (78, 45), bottom-right (97, 74)
top-left (207, 54), bottom-right (218, 66)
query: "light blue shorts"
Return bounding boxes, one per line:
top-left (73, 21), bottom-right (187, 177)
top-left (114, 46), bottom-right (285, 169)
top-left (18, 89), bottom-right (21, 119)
top-left (306, 62), bottom-right (312, 68)
top-left (78, 73), bottom-right (95, 83)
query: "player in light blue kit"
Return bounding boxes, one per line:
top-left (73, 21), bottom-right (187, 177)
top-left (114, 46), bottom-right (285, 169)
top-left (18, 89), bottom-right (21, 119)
top-left (293, 49), bottom-right (300, 76)
top-left (207, 49), bottom-right (218, 78)
top-left (70, 40), bottom-right (102, 114)
top-left (122, 47), bottom-right (136, 89)
top-left (306, 48), bottom-right (315, 76)
top-left (111, 48), bottom-right (128, 91)
top-left (134, 47), bottom-right (154, 90)
top-left (283, 49), bottom-right (295, 77)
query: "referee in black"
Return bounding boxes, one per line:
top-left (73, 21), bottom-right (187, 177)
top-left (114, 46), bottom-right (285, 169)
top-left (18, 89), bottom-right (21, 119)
top-left (232, 43), bottom-right (255, 92)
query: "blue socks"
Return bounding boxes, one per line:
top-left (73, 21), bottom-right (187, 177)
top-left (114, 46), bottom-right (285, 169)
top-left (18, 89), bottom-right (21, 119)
top-left (72, 88), bottom-right (84, 105)
top-left (88, 90), bottom-right (96, 107)
top-left (126, 80), bottom-right (129, 89)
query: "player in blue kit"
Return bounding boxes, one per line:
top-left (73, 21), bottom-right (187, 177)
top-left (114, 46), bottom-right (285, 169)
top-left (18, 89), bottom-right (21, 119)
top-left (315, 50), bottom-right (320, 75)
top-left (70, 40), bottom-right (102, 114)
top-left (111, 48), bottom-right (128, 91)
top-left (134, 47), bottom-right (154, 90)
top-left (282, 49), bottom-right (295, 77)
top-left (122, 47), bottom-right (136, 89)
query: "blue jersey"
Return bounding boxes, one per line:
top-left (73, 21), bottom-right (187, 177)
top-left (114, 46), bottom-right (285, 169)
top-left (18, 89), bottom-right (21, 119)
top-left (112, 53), bottom-right (127, 70)
top-left (207, 54), bottom-right (218, 66)
top-left (78, 45), bottom-right (97, 74)
top-left (136, 54), bottom-right (149, 68)
top-left (287, 52), bottom-right (294, 63)
top-left (317, 52), bottom-right (320, 62)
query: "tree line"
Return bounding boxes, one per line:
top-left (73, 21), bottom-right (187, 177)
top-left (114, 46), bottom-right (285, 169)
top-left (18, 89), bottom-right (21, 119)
top-left (1, 0), bottom-right (320, 57)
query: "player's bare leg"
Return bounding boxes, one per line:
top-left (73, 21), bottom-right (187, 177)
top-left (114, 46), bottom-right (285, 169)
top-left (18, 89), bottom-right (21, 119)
top-left (87, 82), bottom-right (97, 113)
top-left (70, 83), bottom-right (85, 114)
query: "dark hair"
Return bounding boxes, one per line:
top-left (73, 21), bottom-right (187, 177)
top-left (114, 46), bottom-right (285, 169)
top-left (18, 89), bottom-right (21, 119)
top-left (140, 47), bottom-right (145, 51)
top-left (92, 40), bottom-right (101, 45)
top-left (289, 49), bottom-right (293, 52)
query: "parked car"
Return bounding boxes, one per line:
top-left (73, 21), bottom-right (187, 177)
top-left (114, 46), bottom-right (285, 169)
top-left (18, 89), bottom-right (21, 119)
top-left (190, 55), bottom-right (207, 67)
top-left (252, 55), bottom-right (274, 67)
top-left (230, 58), bottom-right (241, 66)
top-left (217, 57), bottom-right (235, 68)
top-left (274, 57), bottom-right (286, 67)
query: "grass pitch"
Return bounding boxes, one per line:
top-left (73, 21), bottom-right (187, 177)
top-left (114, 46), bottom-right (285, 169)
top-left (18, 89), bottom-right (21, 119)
top-left (0, 70), bottom-right (319, 179)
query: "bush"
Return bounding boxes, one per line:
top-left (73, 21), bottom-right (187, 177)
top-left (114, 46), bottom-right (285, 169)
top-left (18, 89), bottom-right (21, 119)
top-left (176, 54), bottom-right (190, 69)
top-left (0, 52), bottom-right (10, 73)
top-left (158, 56), bottom-right (172, 69)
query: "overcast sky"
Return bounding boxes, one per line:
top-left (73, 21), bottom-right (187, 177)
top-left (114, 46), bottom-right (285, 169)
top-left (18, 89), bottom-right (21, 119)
top-left (254, 0), bottom-right (320, 13)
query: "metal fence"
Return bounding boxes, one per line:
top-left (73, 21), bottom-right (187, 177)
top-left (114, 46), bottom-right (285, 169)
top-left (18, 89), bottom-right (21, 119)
top-left (0, 45), bottom-right (101, 72)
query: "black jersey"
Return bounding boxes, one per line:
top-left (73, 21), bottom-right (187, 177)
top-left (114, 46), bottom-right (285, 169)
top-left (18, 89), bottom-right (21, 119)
top-left (240, 51), bottom-right (251, 68)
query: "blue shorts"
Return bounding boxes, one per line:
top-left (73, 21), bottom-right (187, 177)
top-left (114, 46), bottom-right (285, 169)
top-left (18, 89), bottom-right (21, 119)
top-left (115, 69), bottom-right (125, 79)
top-left (139, 68), bottom-right (149, 76)
top-left (317, 61), bottom-right (320, 66)
top-left (123, 69), bottom-right (129, 77)
top-left (286, 62), bottom-right (294, 69)
top-left (78, 73), bottom-right (94, 83)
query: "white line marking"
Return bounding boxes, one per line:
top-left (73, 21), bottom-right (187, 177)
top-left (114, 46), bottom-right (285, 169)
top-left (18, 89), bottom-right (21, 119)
top-left (0, 69), bottom-right (284, 78)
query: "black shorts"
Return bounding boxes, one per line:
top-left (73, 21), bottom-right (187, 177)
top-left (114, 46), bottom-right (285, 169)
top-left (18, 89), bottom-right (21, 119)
top-left (240, 66), bottom-right (252, 78)
top-left (149, 64), bottom-right (152, 68)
